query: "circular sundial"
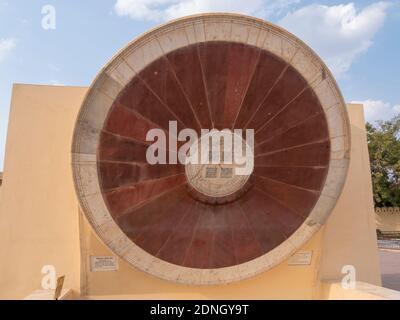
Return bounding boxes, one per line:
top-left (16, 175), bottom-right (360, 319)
top-left (72, 13), bottom-right (351, 285)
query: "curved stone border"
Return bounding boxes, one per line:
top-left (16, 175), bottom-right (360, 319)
top-left (71, 13), bottom-right (351, 285)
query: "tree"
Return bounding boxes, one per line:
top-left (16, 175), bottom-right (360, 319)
top-left (366, 115), bottom-right (400, 207)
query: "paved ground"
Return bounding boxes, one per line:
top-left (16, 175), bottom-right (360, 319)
top-left (380, 249), bottom-right (400, 291)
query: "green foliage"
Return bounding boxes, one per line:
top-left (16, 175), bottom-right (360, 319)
top-left (366, 115), bottom-right (400, 207)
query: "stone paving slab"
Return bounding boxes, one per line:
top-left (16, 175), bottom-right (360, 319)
top-left (380, 249), bottom-right (400, 291)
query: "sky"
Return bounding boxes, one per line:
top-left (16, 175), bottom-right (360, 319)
top-left (0, 0), bottom-right (399, 169)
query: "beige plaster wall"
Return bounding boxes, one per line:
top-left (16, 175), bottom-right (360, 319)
top-left (0, 84), bottom-right (87, 299)
top-left (319, 104), bottom-right (381, 286)
top-left (0, 86), bottom-right (381, 299)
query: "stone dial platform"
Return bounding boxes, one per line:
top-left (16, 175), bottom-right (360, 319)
top-left (72, 14), bottom-right (350, 285)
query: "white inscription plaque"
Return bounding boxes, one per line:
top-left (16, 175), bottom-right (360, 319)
top-left (90, 256), bottom-right (119, 272)
top-left (288, 251), bottom-right (313, 266)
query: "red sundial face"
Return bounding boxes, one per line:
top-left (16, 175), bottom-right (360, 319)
top-left (72, 14), bottom-right (350, 284)
top-left (97, 41), bottom-right (330, 269)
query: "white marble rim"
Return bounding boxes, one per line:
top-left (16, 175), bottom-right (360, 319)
top-left (71, 13), bottom-right (351, 285)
